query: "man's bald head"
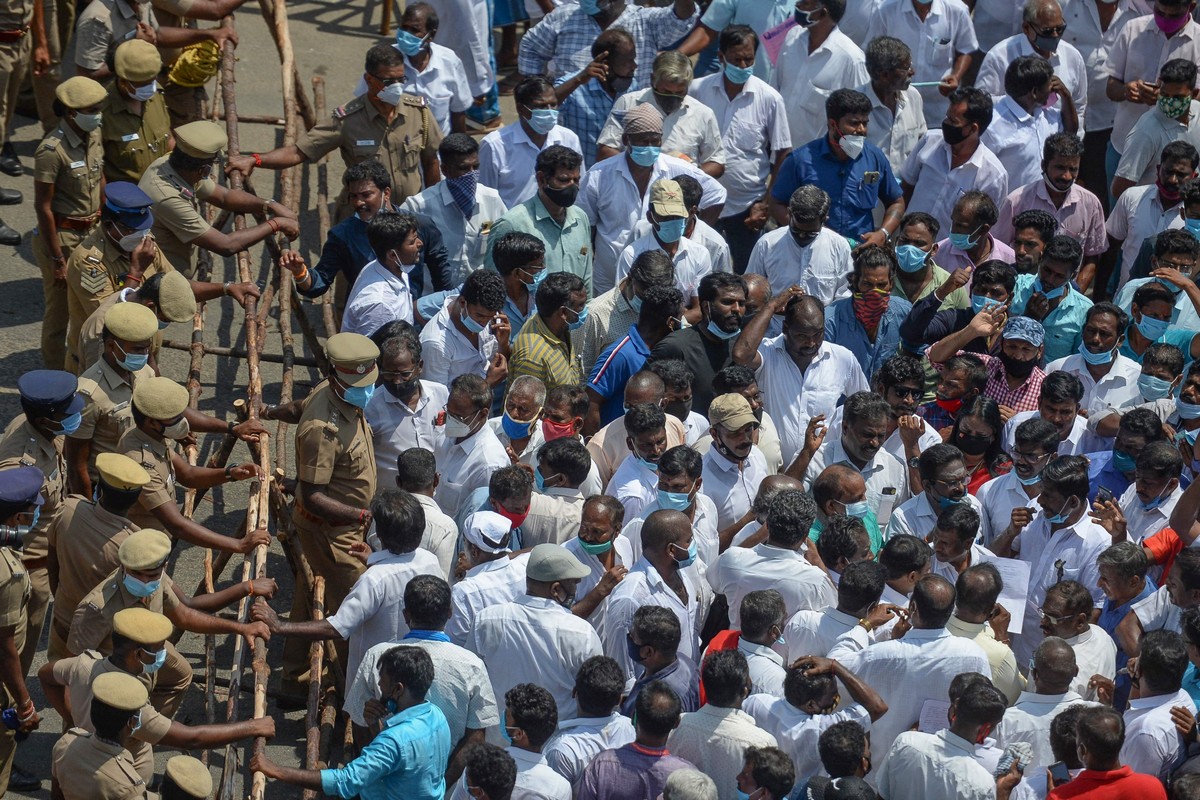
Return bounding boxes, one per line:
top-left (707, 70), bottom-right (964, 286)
top-left (641, 509), bottom-right (691, 556)
top-left (783, 294), bottom-right (825, 329)
top-left (811, 464), bottom-right (867, 516)
top-left (625, 371), bottom-right (666, 406)
top-left (742, 274), bottom-right (772, 317)
top-left (911, 575), bottom-right (956, 629)
top-left (753, 475), bottom-right (805, 519)
top-left (1033, 636), bottom-right (1079, 692)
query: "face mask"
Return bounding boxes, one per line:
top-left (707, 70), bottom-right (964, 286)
top-left (579, 537), bottom-right (613, 555)
top-left (542, 416), bottom-right (576, 442)
top-left (1178, 399), bottom-right (1200, 419)
top-left (630, 294), bottom-right (643, 313)
top-left (131, 81), bottom-right (157, 101)
top-left (636, 454), bottom-right (659, 473)
top-left (955, 432), bottom-right (991, 456)
top-left (1034, 33), bottom-right (1061, 53)
top-left (1159, 93), bottom-right (1192, 119)
top-left (579, 0), bottom-right (610, 15)
top-left (445, 170), bottom-right (479, 213)
top-left (724, 62), bottom-right (753, 85)
top-left (1136, 313), bottom-right (1170, 342)
top-left (565, 305), bottom-right (589, 331)
top-left (1112, 449), bottom-right (1137, 473)
top-left (654, 217), bottom-right (687, 244)
top-left (936, 493), bottom-right (966, 509)
top-left (118, 228), bottom-right (150, 253)
top-left (73, 112), bottom-right (102, 132)
top-left (1135, 374), bottom-right (1173, 405)
top-left (794, 6), bottom-right (819, 26)
top-left (1017, 470), bottom-right (1043, 486)
top-left (942, 120), bottom-right (970, 146)
top-left (114, 340), bottom-right (149, 372)
top-left (838, 134), bottom-right (866, 160)
top-left (654, 91), bottom-right (684, 116)
top-left (141, 647), bottom-right (167, 674)
top-left (342, 384), bottom-right (375, 410)
top-left (460, 307), bottom-right (487, 334)
top-left (627, 636), bottom-right (646, 664)
top-left (1159, 178), bottom-right (1183, 203)
top-left (519, 267), bottom-right (548, 294)
top-left (999, 351), bottom-right (1038, 379)
top-left (501, 411), bottom-right (537, 440)
top-left (535, 468), bottom-right (561, 492)
top-left (1155, 9), bottom-right (1191, 35)
top-left (1044, 172), bottom-right (1075, 194)
top-left (657, 485), bottom-right (694, 512)
top-left (1179, 427), bottom-right (1200, 448)
top-left (443, 410), bottom-right (479, 439)
top-left (608, 74), bottom-right (633, 93)
top-left (554, 585), bottom-right (577, 609)
top-left (1141, 483), bottom-right (1175, 511)
top-left (670, 539), bottom-right (698, 568)
top-left (495, 504), bottom-right (528, 530)
top-left (852, 289), bottom-right (890, 330)
top-left (377, 82), bottom-right (406, 106)
top-left (11, 506), bottom-right (39, 542)
top-left (501, 725), bottom-right (515, 745)
top-left (790, 228), bottom-right (819, 248)
top-left (131, 712), bottom-right (142, 734)
top-left (1033, 278), bottom-right (1066, 300)
top-left (1078, 341), bottom-right (1114, 366)
top-left (123, 573), bottom-right (161, 598)
top-left (385, 377), bottom-right (421, 399)
top-left (526, 107), bottom-right (559, 135)
top-left (935, 396), bottom-right (964, 415)
top-left (971, 294), bottom-right (999, 314)
top-left (629, 146), bottom-right (660, 167)
top-left (53, 412), bottom-right (82, 436)
top-left (706, 320), bottom-right (740, 340)
top-left (949, 226), bottom-right (981, 251)
top-left (543, 183), bottom-right (579, 208)
top-left (838, 499), bottom-right (871, 517)
top-left (395, 29), bottom-right (428, 56)
top-left (385, 697), bottom-right (399, 714)
top-left (896, 244), bottom-right (929, 273)
top-left (1044, 497), bottom-right (1076, 525)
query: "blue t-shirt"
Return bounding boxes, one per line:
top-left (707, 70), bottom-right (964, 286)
top-left (1119, 325), bottom-right (1197, 364)
top-left (588, 326), bottom-right (651, 426)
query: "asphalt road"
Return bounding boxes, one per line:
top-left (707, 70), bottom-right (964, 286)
top-left (0, 2), bottom-right (516, 796)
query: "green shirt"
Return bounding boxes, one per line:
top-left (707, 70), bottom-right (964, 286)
top-left (487, 194), bottom-right (594, 295)
top-left (809, 511), bottom-right (884, 556)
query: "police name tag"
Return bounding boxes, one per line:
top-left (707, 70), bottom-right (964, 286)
top-left (121, 133), bottom-right (140, 142)
top-left (69, 160), bottom-right (85, 169)
top-left (356, 139), bottom-right (376, 147)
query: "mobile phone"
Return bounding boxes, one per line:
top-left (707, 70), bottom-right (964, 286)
top-left (1049, 761), bottom-right (1072, 784)
top-left (1097, 486), bottom-right (1114, 504)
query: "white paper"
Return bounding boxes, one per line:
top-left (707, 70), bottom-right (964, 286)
top-left (991, 556), bottom-right (1032, 636)
top-left (919, 698), bottom-right (951, 733)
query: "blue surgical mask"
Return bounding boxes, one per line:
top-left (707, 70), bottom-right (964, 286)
top-left (501, 412), bottom-right (536, 439)
top-left (949, 226), bottom-right (981, 251)
top-left (1139, 373), bottom-right (1176, 401)
top-left (1178, 399), bottom-right (1200, 420)
top-left (1017, 471), bottom-right (1043, 486)
top-left (971, 294), bottom-right (997, 314)
top-left (54, 412), bottom-right (82, 436)
top-left (636, 456), bottom-right (658, 473)
top-left (655, 217), bottom-right (687, 243)
top-left (535, 467), bottom-right (547, 492)
top-left (142, 647), bottom-right (167, 674)
top-left (1078, 341), bottom-right (1114, 365)
top-left (1179, 427), bottom-right (1200, 446)
top-left (723, 63), bottom-right (754, 85)
top-left (385, 697), bottom-right (399, 714)
top-left (1112, 449), bottom-right (1137, 473)
top-left (501, 725), bottom-right (515, 744)
top-left (1136, 314), bottom-right (1170, 342)
top-left (671, 539), bottom-right (698, 568)
top-left (527, 107), bottom-right (559, 135)
top-left (520, 267), bottom-right (547, 294)
top-left (123, 573), bottom-right (161, 598)
top-left (896, 244), bottom-right (929, 273)
top-left (342, 384), bottom-right (375, 410)
top-left (839, 499), bottom-right (870, 517)
top-left (627, 636), bottom-right (646, 664)
top-left (1141, 483), bottom-right (1174, 511)
top-left (566, 305), bottom-right (589, 331)
top-left (1043, 497), bottom-right (1076, 525)
top-left (461, 309), bottom-right (487, 334)
top-left (395, 29), bottom-right (427, 56)
top-left (115, 341), bottom-right (149, 372)
top-left (936, 494), bottom-right (966, 509)
top-left (130, 711), bottom-right (142, 734)
top-left (1186, 218), bottom-right (1200, 240)
top-left (630, 146), bottom-right (661, 167)
top-left (657, 486), bottom-right (694, 512)
top-left (131, 81), bottom-right (157, 102)
top-left (1033, 278), bottom-right (1066, 300)
top-left (706, 321), bottom-right (740, 340)
top-left (630, 294), bottom-right (643, 313)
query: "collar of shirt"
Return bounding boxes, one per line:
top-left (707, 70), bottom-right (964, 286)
top-left (544, 486), bottom-right (584, 499)
top-left (451, 426), bottom-right (490, 457)
top-left (366, 549), bottom-right (420, 567)
top-left (946, 615), bottom-right (985, 638)
top-left (465, 555), bottom-right (515, 580)
top-left (1015, 689), bottom-right (1083, 707)
top-left (634, 555), bottom-right (695, 598)
top-left (61, 124), bottom-right (85, 150)
top-left (752, 542), bottom-right (807, 563)
top-left (516, 593), bottom-right (573, 614)
top-left (695, 704), bottom-right (748, 723)
top-left (383, 381), bottom-right (433, 415)
top-left (937, 728), bottom-right (979, 756)
top-left (1127, 687), bottom-right (1190, 713)
top-left (1064, 626), bottom-right (1094, 647)
top-left (525, 311), bottom-right (570, 350)
top-left (98, 356), bottom-right (134, 390)
top-left (902, 0), bottom-right (944, 20)
top-left (738, 639), bottom-right (785, 667)
top-left (557, 712), bottom-right (624, 733)
top-left (404, 44), bottom-right (450, 77)
top-left (385, 700), bottom-right (433, 728)
top-left (506, 746), bottom-right (549, 769)
top-left (825, 607), bottom-right (860, 626)
top-left (897, 627), bottom-right (950, 643)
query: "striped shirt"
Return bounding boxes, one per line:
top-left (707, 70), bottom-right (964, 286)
top-left (509, 313), bottom-right (584, 392)
top-left (588, 326), bottom-right (650, 426)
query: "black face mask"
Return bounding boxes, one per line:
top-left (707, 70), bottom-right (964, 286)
top-left (664, 400), bottom-right (691, 422)
top-left (542, 183), bottom-right (579, 208)
top-left (954, 432), bottom-right (991, 456)
top-left (941, 121), bottom-right (970, 146)
top-left (654, 91), bottom-right (684, 116)
top-left (752, 406), bottom-right (764, 423)
top-left (791, 228), bottom-right (819, 248)
top-left (385, 379), bottom-right (420, 399)
top-left (999, 351), bottom-right (1038, 379)
top-left (608, 74), bottom-right (632, 94)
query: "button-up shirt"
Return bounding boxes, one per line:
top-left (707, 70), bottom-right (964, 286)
top-left (824, 405), bottom-right (944, 474)
top-left (737, 639), bottom-right (787, 697)
top-left (1011, 275), bottom-right (1095, 364)
top-left (857, 81), bottom-right (927, 172)
top-left (342, 259), bottom-right (414, 335)
top-left (900, 131), bottom-right (1010, 235)
top-left (447, 553), bottom-right (530, 645)
top-left (1001, 410), bottom-right (1093, 458)
top-left (509, 313), bottom-right (584, 392)
top-left (982, 97), bottom-right (1065, 193)
top-left (402, 44), bottom-right (473, 135)
top-left (822, 293), bottom-right (913, 383)
top-left (543, 713), bottom-right (636, 788)
top-left (1122, 688), bottom-right (1197, 780)
top-left (699, 446), bottom-right (769, 532)
top-left (563, 533), bottom-right (633, 606)
top-left (556, 72), bottom-right (635, 168)
top-left (772, 26), bottom-right (869, 147)
top-left (572, 282), bottom-right (639, 370)
top-left (499, 747), bottom-right (573, 800)
top-left (890, 491), bottom-right (993, 544)
top-left (689, 73), bottom-right (792, 216)
top-left (876, 729), bottom-right (998, 800)
top-left (708, 542), bottom-right (835, 629)
top-left (804, 435), bottom-right (912, 516)
top-left (975, 351), bottom-right (1047, 415)
top-left (1106, 184), bottom-right (1183, 284)
top-left (587, 413), bottom-right (689, 487)
top-left (977, 470), bottom-right (1040, 547)
top-left (479, 122), bottom-right (583, 208)
top-left (1106, 15), bottom-right (1200, 152)
top-left (1065, 625), bottom-right (1118, 699)
top-left (598, 91), bottom-right (726, 167)
top-left (746, 226), bottom-right (853, 318)
top-left (945, 614), bottom-right (1026, 703)
top-left (433, 424), bottom-right (510, 518)
top-left (320, 701), bottom-right (451, 800)
top-left (487, 193), bottom-right (594, 295)
top-left (700, 0), bottom-right (795, 80)
top-left (615, 232), bottom-right (711, 304)
top-left (667, 705), bottom-right (778, 800)
top-left (1116, 101), bottom-right (1200, 185)
top-left (522, 488), bottom-right (588, 547)
top-left (1063, 0), bottom-right (1145, 132)
top-left (576, 742), bottom-right (696, 800)
top-left (977, 34), bottom-right (1090, 134)
top-left (402, 181), bottom-right (508, 285)
top-left (781, 606), bottom-right (858, 663)
top-left (1119, 480), bottom-right (1182, 545)
top-left (365, 380), bottom-right (449, 489)
top-left (994, 178), bottom-right (1109, 257)
top-left (608, 452), bottom-right (660, 524)
top-left (743, 694), bottom-right (871, 782)
top-left (997, 689), bottom-right (1097, 772)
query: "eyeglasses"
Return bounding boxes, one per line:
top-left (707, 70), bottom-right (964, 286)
top-left (1012, 449), bottom-right (1051, 465)
top-left (1037, 608), bottom-right (1074, 625)
top-left (1033, 24), bottom-right (1066, 36)
top-left (1158, 260), bottom-right (1196, 271)
top-left (889, 386), bottom-right (923, 401)
top-left (380, 368), bottom-right (419, 382)
top-left (932, 475), bottom-right (968, 491)
top-left (370, 73), bottom-right (404, 86)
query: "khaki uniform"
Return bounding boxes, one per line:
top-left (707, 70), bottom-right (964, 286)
top-left (100, 82), bottom-right (172, 183)
top-left (72, 0), bottom-right (154, 74)
top-left (116, 425), bottom-right (177, 532)
top-left (297, 93), bottom-right (441, 220)
top-left (0, 546), bottom-right (30, 795)
top-left (33, 123), bottom-right (104, 371)
top-left (0, 0), bottom-right (33, 149)
top-left (73, 355), bottom-right (154, 474)
top-left (51, 728), bottom-right (148, 800)
top-left (77, 293), bottom-right (163, 377)
top-left (67, 569), bottom-right (191, 716)
top-left (283, 382), bottom-right (375, 688)
top-left (50, 651), bottom-right (170, 782)
top-left (65, 225), bottom-right (171, 373)
top-left (47, 496), bottom-right (139, 659)
top-left (0, 415), bottom-right (65, 674)
top-left (149, 0), bottom-right (206, 125)
top-left (137, 153), bottom-right (217, 278)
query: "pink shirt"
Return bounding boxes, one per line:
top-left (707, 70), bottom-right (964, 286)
top-left (994, 179), bottom-right (1108, 257)
top-left (932, 235), bottom-right (1016, 273)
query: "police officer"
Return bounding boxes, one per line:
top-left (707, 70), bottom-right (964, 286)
top-left (226, 42), bottom-right (443, 221)
top-left (116, 375), bottom-right (269, 553)
top-left (0, 0), bottom-right (47, 180)
top-left (76, 269), bottom-right (196, 374)
top-left (138, 120), bottom-right (299, 277)
top-left (65, 529), bottom-right (271, 717)
top-left (0, 370), bottom-right (81, 678)
top-left (101, 39), bottom-right (171, 183)
top-left (34, 75), bottom-right (106, 371)
top-left (50, 671), bottom-right (149, 800)
top-left (0, 466), bottom-right (44, 796)
top-left (282, 332), bottom-right (379, 697)
top-left (162, 756), bottom-right (213, 800)
top-left (47, 452), bottom-right (147, 660)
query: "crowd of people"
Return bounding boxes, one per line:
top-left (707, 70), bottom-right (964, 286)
top-left (4, 0), bottom-right (1200, 796)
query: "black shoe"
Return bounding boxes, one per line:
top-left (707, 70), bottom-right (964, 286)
top-left (9, 764), bottom-right (41, 791)
top-left (0, 142), bottom-right (21, 177)
top-left (0, 220), bottom-right (19, 246)
top-left (0, 187), bottom-right (22, 205)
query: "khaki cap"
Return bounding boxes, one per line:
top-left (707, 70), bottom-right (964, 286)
top-left (708, 393), bottom-right (758, 431)
top-left (157, 272), bottom-right (198, 323)
top-left (649, 179), bottom-right (687, 219)
top-left (133, 375), bottom-right (189, 420)
top-left (92, 671), bottom-right (149, 711)
top-left (118, 528), bottom-right (171, 570)
top-left (326, 332), bottom-right (380, 387)
top-left (95, 453), bottom-right (151, 491)
top-left (174, 120), bottom-right (228, 159)
top-left (165, 756), bottom-right (213, 799)
top-left (55, 76), bottom-right (106, 109)
top-left (104, 302), bottom-right (158, 344)
top-left (113, 607), bottom-right (173, 644)
top-left (114, 39), bottom-right (162, 83)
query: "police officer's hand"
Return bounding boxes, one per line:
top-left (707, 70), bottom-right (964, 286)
top-left (227, 463), bottom-right (260, 482)
top-left (135, 21), bottom-right (157, 45)
top-left (486, 353), bottom-right (508, 388)
top-left (226, 155), bottom-right (256, 177)
top-left (349, 540), bottom-right (371, 566)
top-left (243, 620), bottom-right (271, 644)
top-left (250, 716), bottom-right (276, 739)
top-left (32, 43), bottom-right (51, 77)
top-left (273, 217), bottom-right (300, 241)
top-left (240, 527), bottom-right (272, 553)
top-left (227, 281), bottom-right (262, 308)
top-left (209, 26), bottom-right (238, 48)
top-left (250, 577), bottom-right (277, 599)
top-left (130, 234), bottom-right (157, 275)
top-left (250, 753), bottom-right (282, 779)
top-left (233, 419), bottom-right (267, 443)
top-left (250, 601), bottom-right (280, 632)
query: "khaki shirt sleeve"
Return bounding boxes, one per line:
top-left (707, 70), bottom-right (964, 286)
top-left (295, 118), bottom-right (344, 162)
top-left (151, 193), bottom-right (210, 244)
top-left (159, 575), bottom-right (183, 615)
top-left (74, 16), bottom-right (113, 71)
top-left (294, 421), bottom-right (336, 486)
top-left (150, 0), bottom-right (193, 14)
top-left (74, 383), bottom-right (101, 440)
top-left (0, 561), bottom-right (26, 628)
top-left (194, 175), bottom-right (217, 202)
top-left (67, 603), bottom-right (106, 655)
top-left (34, 142), bottom-right (63, 185)
top-left (49, 654), bottom-right (83, 687)
top-left (132, 702), bottom-right (171, 744)
top-left (422, 106), bottom-right (443, 158)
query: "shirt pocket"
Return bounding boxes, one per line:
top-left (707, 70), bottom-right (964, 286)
top-left (726, 120), bottom-right (764, 154)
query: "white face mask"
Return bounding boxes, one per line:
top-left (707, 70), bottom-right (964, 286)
top-left (117, 228), bottom-right (150, 253)
top-left (376, 82), bottom-right (405, 106)
top-left (839, 134), bottom-right (865, 159)
top-left (131, 80), bottom-right (157, 101)
top-left (162, 418), bottom-right (190, 441)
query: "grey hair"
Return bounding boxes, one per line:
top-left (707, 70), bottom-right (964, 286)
top-left (662, 769), bottom-right (718, 800)
top-left (1023, 0), bottom-right (1060, 25)
top-left (1097, 542), bottom-right (1150, 583)
top-left (652, 50), bottom-right (693, 87)
top-left (865, 36), bottom-right (911, 79)
top-left (507, 375), bottom-right (547, 407)
top-left (789, 185), bottom-right (831, 223)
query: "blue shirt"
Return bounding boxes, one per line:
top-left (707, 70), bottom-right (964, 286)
top-left (620, 657), bottom-right (699, 717)
top-left (1185, 664), bottom-right (1200, 708)
top-left (1119, 325), bottom-right (1198, 365)
top-left (320, 701), bottom-right (451, 800)
top-left (556, 73), bottom-right (637, 169)
top-left (770, 135), bottom-right (902, 239)
top-left (588, 326), bottom-right (651, 426)
top-left (1009, 274), bottom-right (1094, 364)
top-left (823, 294), bottom-right (913, 384)
top-left (1087, 450), bottom-right (1132, 504)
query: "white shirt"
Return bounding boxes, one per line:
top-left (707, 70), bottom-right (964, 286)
top-left (976, 34), bottom-right (1090, 134)
top-left (754, 339), bottom-right (870, 467)
top-left (608, 454), bottom-right (660, 524)
top-left (433, 424), bottom-right (511, 518)
top-left (365, 379), bottom-right (449, 489)
top-left (345, 634), bottom-right (500, 737)
top-left (1062, 0), bottom-right (1147, 132)
top-left (1002, 410), bottom-right (1092, 457)
top-left (402, 181), bottom-right (508, 285)
top-left (1046, 353), bottom-right (1143, 418)
top-left (857, 80), bottom-right (927, 172)
top-left (579, 152), bottom-right (727, 295)
top-left (351, 42), bottom-right (473, 134)
top-left (597, 90), bottom-right (727, 167)
top-left (825, 405), bottom-right (943, 468)
top-left (542, 713), bottom-right (636, 788)
top-left (865, 0), bottom-right (979, 126)
top-left (736, 639), bottom-right (787, 697)
top-left (522, 488), bottom-right (587, 548)
top-left (1116, 101), bottom-right (1200, 185)
top-left (1133, 584), bottom-right (1183, 635)
top-left (827, 625), bottom-right (992, 759)
top-left (772, 26), bottom-right (868, 148)
top-left (1065, 625), bottom-right (1118, 699)
top-left (782, 606), bottom-right (859, 663)
top-left (326, 548), bottom-right (443, 681)
top-left (889, 491), bottom-right (993, 544)
top-left (981, 96), bottom-right (1064, 192)
top-left (742, 693), bottom-right (872, 782)
top-left (614, 232), bottom-right (712, 304)
top-left (876, 729), bottom-right (998, 800)
top-left (709, 542), bottom-right (835, 629)
top-left (479, 122), bottom-right (583, 208)
top-left (899, 130), bottom-right (1010, 235)
top-left (700, 445), bottom-right (768, 532)
top-left (412, 493), bottom-right (458, 580)
top-left (447, 553), bottom-right (530, 645)
top-left (418, 294), bottom-right (500, 386)
top-left (507, 746), bottom-right (573, 800)
top-left (1122, 688), bottom-right (1197, 780)
top-left (997, 690), bottom-right (1098, 772)
top-left (1106, 184), bottom-right (1183, 284)
top-left (600, 556), bottom-right (713, 679)
top-left (976, 471), bottom-right (1039, 547)
top-left (1119, 479), bottom-right (1182, 544)
top-left (666, 705), bottom-right (778, 800)
top-left (620, 494), bottom-right (721, 567)
top-left (422, 0), bottom-right (492, 98)
top-left (692, 411), bottom-right (786, 475)
top-left (624, 217), bottom-right (733, 276)
top-left (1106, 14), bottom-right (1200, 152)
top-left (684, 411), bottom-right (708, 445)
top-left (689, 73), bottom-right (792, 216)
top-left (341, 259), bottom-right (414, 335)
top-left (467, 594), bottom-right (603, 721)
top-left (746, 228), bottom-right (852, 329)
top-left (804, 435), bottom-right (912, 519)
top-left (563, 534), bottom-right (633, 605)
top-left (968, 0), bottom-right (1024, 52)
top-left (931, 542), bottom-right (997, 584)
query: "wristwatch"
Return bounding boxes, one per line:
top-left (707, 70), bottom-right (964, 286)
top-left (224, 465), bottom-right (234, 481)
top-left (907, 455), bottom-right (921, 468)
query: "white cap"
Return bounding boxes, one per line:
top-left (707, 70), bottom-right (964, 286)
top-left (463, 510), bottom-right (513, 554)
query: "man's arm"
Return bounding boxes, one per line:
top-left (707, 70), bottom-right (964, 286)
top-left (1116, 608), bottom-right (1145, 659)
top-left (226, 145), bottom-right (308, 178)
top-left (159, 715), bottom-right (274, 748)
top-left (446, 728), bottom-right (485, 788)
top-left (167, 599), bottom-right (270, 642)
top-left (926, 302), bottom-right (1005, 363)
top-left (731, 286), bottom-right (801, 368)
top-left (249, 601), bottom-right (343, 642)
top-left (150, 500), bottom-right (271, 554)
top-left (0, 627), bottom-right (36, 732)
top-left (297, 481), bottom-right (369, 527)
top-left (64, 437), bottom-right (92, 497)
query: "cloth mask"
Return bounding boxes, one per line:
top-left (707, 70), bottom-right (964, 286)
top-left (542, 417), bottom-right (576, 441)
top-left (501, 411), bottom-right (538, 440)
top-left (118, 229), bottom-right (150, 253)
top-left (852, 289), bottom-right (890, 329)
top-left (445, 170), bottom-right (479, 217)
top-left (941, 121), bottom-right (969, 146)
top-left (579, 537), bottom-right (612, 555)
top-left (1159, 93), bottom-right (1192, 119)
top-left (1112, 449), bottom-right (1136, 473)
top-left (543, 183), bottom-right (578, 208)
top-left (1155, 9), bottom-right (1191, 34)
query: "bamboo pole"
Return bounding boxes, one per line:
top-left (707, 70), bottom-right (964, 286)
top-left (158, 339), bottom-right (320, 368)
top-left (301, 577), bottom-right (326, 800)
top-left (312, 76), bottom-right (337, 339)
